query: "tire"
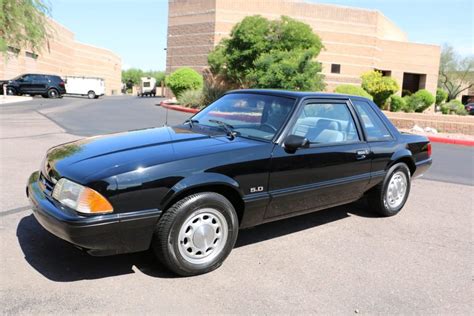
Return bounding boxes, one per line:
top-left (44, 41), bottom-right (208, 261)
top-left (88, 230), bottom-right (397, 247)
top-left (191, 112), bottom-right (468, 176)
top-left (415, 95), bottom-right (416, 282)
top-left (47, 88), bottom-right (59, 98)
top-left (152, 192), bottom-right (239, 276)
top-left (368, 163), bottom-right (411, 217)
top-left (87, 91), bottom-right (96, 99)
top-left (6, 87), bottom-right (15, 96)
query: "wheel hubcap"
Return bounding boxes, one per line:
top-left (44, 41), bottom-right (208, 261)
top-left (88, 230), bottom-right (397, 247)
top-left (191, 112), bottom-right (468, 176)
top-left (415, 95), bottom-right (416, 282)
top-left (178, 208), bottom-right (228, 264)
top-left (386, 171), bottom-right (407, 208)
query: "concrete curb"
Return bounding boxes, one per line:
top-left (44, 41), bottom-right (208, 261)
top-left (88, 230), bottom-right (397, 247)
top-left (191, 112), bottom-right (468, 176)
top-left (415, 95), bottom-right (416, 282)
top-left (426, 136), bottom-right (474, 147)
top-left (159, 101), bottom-right (474, 147)
top-left (159, 101), bottom-right (200, 114)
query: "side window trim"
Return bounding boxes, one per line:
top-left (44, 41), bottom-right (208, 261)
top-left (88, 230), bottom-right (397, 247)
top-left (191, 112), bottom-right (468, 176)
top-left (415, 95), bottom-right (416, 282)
top-left (350, 99), bottom-right (394, 142)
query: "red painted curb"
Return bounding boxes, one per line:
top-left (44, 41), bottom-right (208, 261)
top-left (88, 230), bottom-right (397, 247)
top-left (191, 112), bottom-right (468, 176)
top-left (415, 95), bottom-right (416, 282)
top-left (159, 101), bottom-right (474, 146)
top-left (159, 101), bottom-right (199, 114)
top-left (427, 135), bottom-right (474, 147)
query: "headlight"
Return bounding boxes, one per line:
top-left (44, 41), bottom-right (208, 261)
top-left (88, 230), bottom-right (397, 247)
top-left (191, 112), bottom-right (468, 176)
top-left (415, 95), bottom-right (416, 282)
top-left (52, 178), bottom-right (113, 214)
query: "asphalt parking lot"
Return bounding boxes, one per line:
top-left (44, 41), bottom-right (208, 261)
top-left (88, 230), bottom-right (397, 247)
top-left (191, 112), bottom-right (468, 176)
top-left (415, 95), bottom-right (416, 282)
top-left (0, 95), bottom-right (472, 314)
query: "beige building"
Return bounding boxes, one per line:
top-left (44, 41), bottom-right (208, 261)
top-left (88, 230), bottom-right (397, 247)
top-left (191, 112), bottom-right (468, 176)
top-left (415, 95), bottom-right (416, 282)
top-left (167, 0), bottom-right (441, 97)
top-left (0, 19), bottom-right (122, 95)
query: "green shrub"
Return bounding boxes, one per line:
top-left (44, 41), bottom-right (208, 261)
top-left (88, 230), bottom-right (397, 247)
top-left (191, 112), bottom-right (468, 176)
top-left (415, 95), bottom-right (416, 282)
top-left (403, 89), bottom-right (435, 113)
top-left (440, 99), bottom-right (468, 115)
top-left (389, 95), bottom-right (406, 112)
top-left (202, 81), bottom-right (227, 106)
top-left (401, 95), bottom-right (415, 112)
top-left (436, 88), bottom-right (448, 105)
top-left (335, 84), bottom-right (373, 100)
top-left (201, 69), bottom-right (231, 106)
top-left (402, 89), bottom-right (413, 96)
top-left (166, 67), bottom-right (203, 97)
top-left (413, 89), bottom-right (435, 112)
top-left (177, 89), bottom-right (204, 109)
top-left (361, 71), bottom-right (399, 108)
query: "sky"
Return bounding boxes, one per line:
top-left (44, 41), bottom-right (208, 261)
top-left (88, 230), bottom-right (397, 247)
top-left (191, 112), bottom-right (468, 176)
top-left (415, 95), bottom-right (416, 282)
top-left (49, 0), bottom-right (473, 71)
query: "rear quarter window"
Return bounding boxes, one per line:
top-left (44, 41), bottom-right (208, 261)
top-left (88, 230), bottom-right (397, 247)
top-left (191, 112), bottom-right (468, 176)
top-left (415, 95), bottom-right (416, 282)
top-left (352, 100), bottom-right (393, 141)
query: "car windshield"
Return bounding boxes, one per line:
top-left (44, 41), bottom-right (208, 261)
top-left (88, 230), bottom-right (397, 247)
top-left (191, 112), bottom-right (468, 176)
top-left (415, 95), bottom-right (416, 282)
top-left (192, 93), bottom-right (296, 141)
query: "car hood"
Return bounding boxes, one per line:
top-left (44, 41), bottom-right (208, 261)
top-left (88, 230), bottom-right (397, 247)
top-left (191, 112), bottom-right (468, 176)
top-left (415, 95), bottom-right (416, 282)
top-left (43, 125), bottom-right (237, 183)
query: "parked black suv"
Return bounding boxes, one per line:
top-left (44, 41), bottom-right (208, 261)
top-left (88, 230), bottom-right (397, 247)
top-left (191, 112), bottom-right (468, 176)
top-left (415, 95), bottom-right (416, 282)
top-left (2, 74), bottom-right (66, 98)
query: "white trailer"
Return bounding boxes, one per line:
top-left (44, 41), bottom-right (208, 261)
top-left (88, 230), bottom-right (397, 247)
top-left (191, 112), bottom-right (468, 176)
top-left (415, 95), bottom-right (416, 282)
top-left (64, 76), bottom-right (105, 99)
top-left (138, 77), bottom-right (157, 97)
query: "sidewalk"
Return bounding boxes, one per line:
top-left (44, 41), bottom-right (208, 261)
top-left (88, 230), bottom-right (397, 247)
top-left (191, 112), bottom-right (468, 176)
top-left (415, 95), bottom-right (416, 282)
top-left (0, 95), bottom-right (33, 104)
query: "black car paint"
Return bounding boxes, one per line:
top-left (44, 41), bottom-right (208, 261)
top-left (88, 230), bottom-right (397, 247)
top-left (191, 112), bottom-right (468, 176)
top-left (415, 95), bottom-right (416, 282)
top-left (27, 90), bottom-right (432, 256)
top-left (4, 73), bottom-right (66, 96)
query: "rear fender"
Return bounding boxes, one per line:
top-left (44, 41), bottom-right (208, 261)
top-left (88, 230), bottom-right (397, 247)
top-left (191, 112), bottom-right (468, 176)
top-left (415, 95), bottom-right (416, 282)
top-left (389, 149), bottom-right (416, 174)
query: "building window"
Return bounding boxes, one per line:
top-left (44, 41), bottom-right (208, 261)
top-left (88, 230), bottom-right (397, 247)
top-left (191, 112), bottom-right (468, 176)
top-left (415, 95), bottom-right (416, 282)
top-left (402, 73), bottom-right (426, 96)
top-left (331, 64), bottom-right (341, 74)
top-left (7, 46), bottom-right (20, 54)
top-left (25, 51), bottom-right (38, 59)
top-left (375, 69), bottom-right (392, 77)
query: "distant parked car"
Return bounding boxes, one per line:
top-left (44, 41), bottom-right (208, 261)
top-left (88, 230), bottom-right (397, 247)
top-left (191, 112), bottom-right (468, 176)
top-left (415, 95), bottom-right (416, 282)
top-left (137, 77), bottom-right (156, 97)
top-left (464, 103), bottom-right (474, 115)
top-left (4, 74), bottom-right (66, 98)
top-left (65, 76), bottom-right (105, 99)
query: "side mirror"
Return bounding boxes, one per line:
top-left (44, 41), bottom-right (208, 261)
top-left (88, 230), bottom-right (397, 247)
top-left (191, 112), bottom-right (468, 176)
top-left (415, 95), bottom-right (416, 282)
top-left (284, 134), bottom-right (310, 153)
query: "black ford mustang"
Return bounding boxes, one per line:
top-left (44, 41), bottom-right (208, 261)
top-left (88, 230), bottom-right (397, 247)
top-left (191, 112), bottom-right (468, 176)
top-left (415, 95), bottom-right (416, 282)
top-left (27, 90), bottom-right (432, 276)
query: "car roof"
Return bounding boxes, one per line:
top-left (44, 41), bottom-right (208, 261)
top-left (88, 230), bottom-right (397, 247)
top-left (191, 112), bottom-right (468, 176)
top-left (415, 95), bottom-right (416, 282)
top-left (22, 73), bottom-right (60, 77)
top-left (226, 89), bottom-right (371, 102)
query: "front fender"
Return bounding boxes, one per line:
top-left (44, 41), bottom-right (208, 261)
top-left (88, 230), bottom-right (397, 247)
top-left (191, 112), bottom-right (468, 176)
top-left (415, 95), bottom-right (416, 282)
top-left (159, 172), bottom-right (243, 209)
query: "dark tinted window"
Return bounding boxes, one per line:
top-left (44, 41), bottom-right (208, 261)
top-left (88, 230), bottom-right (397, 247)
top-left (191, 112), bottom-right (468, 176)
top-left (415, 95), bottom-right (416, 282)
top-left (352, 100), bottom-right (392, 141)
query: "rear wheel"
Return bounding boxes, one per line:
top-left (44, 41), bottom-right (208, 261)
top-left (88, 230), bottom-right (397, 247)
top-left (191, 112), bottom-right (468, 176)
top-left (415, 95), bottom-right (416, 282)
top-left (152, 192), bottom-right (239, 276)
top-left (47, 88), bottom-right (59, 98)
top-left (368, 163), bottom-right (411, 216)
top-left (6, 87), bottom-right (15, 95)
top-left (87, 90), bottom-right (96, 99)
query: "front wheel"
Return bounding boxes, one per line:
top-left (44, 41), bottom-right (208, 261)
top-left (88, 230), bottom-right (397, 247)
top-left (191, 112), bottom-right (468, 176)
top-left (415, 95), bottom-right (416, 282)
top-left (152, 192), bottom-right (239, 276)
top-left (368, 163), bottom-right (411, 217)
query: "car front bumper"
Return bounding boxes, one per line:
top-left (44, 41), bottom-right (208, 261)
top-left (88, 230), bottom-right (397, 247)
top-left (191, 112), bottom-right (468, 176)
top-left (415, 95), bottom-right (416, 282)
top-left (26, 171), bottom-right (162, 256)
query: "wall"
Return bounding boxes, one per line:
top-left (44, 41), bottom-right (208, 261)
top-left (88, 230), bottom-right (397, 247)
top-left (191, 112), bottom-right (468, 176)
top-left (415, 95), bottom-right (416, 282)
top-left (0, 19), bottom-right (122, 95)
top-left (167, 0), bottom-right (441, 109)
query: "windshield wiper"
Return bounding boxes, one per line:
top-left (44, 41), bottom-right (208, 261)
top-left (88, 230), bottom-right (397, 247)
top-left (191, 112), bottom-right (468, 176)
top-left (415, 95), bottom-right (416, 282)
top-left (184, 119), bottom-right (199, 128)
top-left (209, 119), bottom-right (237, 140)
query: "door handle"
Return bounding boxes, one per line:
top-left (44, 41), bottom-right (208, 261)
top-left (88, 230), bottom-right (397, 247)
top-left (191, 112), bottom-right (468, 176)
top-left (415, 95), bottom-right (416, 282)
top-left (356, 149), bottom-right (370, 160)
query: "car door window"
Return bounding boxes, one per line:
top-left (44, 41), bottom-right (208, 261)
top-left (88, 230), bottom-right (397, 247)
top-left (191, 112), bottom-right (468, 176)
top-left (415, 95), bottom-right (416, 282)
top-left (291, 102), bottom-right (359, 144)
top-left (352, 100), bottom-right (392, 141)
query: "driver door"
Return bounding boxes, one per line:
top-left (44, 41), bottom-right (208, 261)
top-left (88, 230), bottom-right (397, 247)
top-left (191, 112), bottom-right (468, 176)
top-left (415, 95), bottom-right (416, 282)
top-left (265, 99), bottom-right (371, 219)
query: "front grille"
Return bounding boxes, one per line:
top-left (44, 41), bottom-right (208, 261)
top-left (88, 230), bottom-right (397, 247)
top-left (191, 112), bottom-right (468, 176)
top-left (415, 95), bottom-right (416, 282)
top-left (39, 172), bottom-right (54, 195)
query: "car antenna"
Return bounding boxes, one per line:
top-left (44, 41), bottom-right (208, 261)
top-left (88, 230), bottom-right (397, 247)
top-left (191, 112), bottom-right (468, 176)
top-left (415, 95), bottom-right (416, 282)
top-left (164, 104), bottom-right (169, 126)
